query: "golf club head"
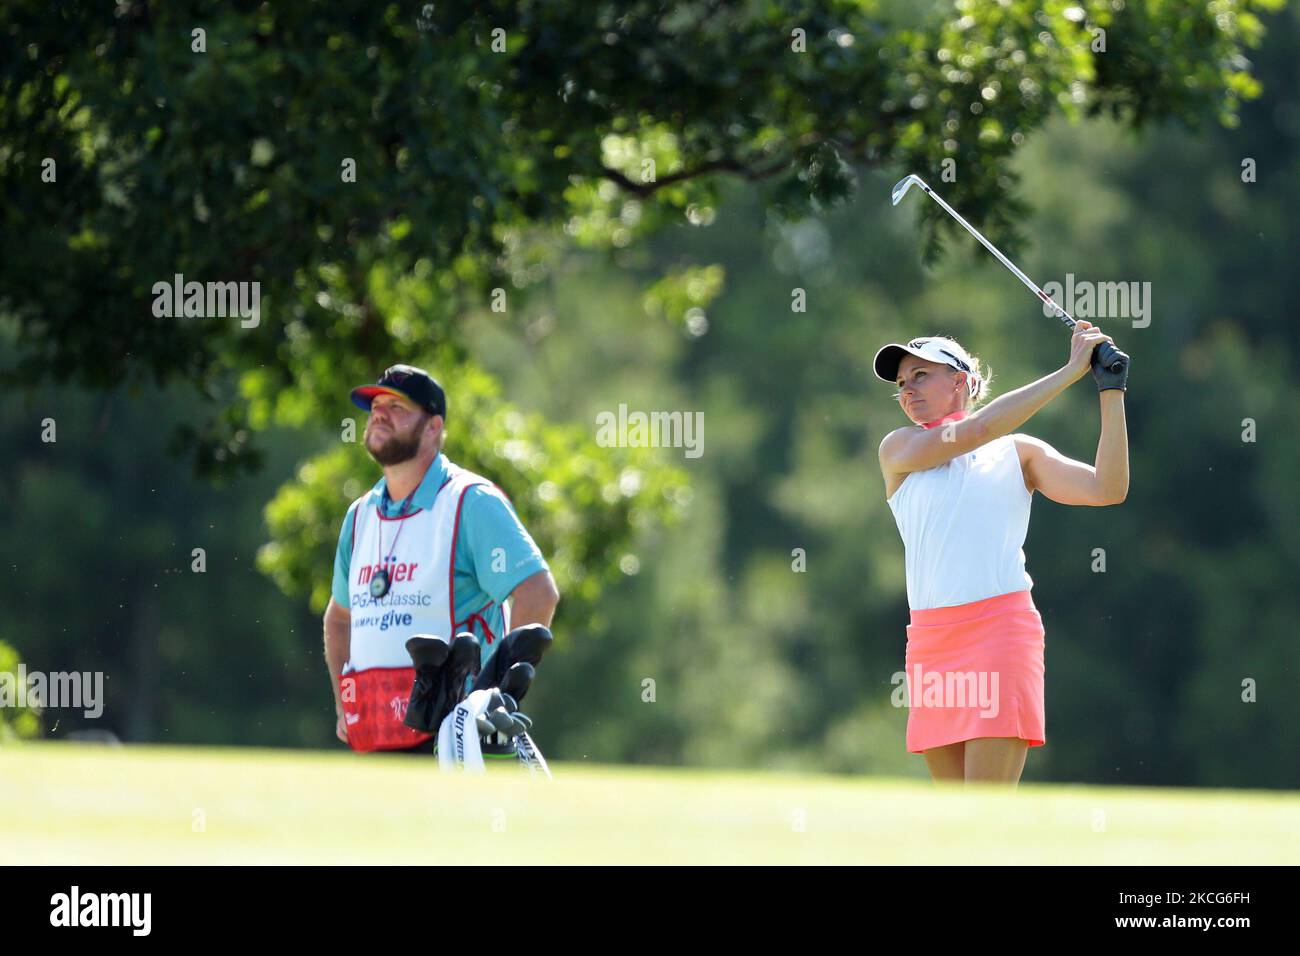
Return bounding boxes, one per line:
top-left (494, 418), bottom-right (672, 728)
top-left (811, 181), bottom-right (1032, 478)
top-left (487, 707), bottom-right (517, 736)
top-left (405, 634), bottom-right (451, 670)
top-left (890, 173), bottom-right (927, 206)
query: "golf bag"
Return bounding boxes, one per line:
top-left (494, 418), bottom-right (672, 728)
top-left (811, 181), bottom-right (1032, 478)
top-left (403, 624), bottom-right (554, 777)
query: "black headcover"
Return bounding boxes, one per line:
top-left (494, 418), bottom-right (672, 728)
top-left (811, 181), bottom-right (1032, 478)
top-left (471, 624), bottom-right (552, 702)
top-left (403, 632), bottom-right (481, 733)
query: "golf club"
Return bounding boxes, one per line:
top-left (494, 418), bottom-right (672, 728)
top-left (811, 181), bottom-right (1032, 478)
top-left (516, 730), bottom-right (553, 780)
top-left (891, 174), bottom-right (1126, 373)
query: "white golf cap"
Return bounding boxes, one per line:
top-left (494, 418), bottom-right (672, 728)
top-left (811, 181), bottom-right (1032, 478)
top-left (873, 336), bottom-right (973, 383)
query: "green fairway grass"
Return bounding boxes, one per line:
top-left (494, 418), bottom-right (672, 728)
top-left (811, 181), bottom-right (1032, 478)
top-left (2, 742), bottom-right (1296, 864)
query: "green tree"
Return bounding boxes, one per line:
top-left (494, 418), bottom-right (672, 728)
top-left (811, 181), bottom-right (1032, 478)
top-left (0, 639), bottom-right (41, 741)
top-left (1, 0), bottom-right (1276, 469)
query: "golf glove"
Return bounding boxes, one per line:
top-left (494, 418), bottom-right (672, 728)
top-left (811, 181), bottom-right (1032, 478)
top-left (1090, 344), bottom-right (1131, 392)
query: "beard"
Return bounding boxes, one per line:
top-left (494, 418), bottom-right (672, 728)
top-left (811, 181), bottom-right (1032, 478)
top-left (365, 416), bottom-right (427, 466)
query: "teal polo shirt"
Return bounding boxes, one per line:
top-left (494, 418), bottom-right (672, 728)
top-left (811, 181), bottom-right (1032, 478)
top-left (331, 453), bottom-right (549, 666)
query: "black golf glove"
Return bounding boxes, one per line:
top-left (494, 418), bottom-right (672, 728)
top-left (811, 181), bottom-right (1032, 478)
top-left (1090, 344), bottom-right (1131, 392)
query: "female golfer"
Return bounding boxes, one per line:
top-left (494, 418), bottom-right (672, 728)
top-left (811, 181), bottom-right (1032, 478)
top-left (875, 321), bottom-right (1129, 786)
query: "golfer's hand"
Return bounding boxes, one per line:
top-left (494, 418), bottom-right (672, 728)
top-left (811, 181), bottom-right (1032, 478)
top-left (335, 711), bottom-right (349, 743)
top-left (1089, 332), bottom-right (1130, 391)
top-left (1066, 321), bottom-right (1115, 381)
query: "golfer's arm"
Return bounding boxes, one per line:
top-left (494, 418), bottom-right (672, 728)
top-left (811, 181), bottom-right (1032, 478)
top-left (1094, 390), bottom-right (1129, 503)
top-left (881, 366), bottom-right (1077, 475)
top-left (972, 365), bottom-right (1078, 442)
top-left (508, 569), bottom-right (560, 628)
top-left (323, 597), bottom-right (351, 714)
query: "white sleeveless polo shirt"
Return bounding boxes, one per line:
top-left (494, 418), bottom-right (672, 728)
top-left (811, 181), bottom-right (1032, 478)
top-left (886, 433), bottom-right (1034, 611)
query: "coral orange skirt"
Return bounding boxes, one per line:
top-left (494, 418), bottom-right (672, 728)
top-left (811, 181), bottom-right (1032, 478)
top-left (903, 589), bottom-right (1045, 754)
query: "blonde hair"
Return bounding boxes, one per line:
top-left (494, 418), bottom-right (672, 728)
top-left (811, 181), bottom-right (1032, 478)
top-left (901, 335), bottom-right (994, 410)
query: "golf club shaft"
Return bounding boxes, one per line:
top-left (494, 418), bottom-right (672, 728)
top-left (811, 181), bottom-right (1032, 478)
top-left (904, 177), bottom-right (1124, 372)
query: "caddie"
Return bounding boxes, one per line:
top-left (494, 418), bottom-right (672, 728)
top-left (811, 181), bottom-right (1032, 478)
top-left (323, 363), bottom-right (560, 753)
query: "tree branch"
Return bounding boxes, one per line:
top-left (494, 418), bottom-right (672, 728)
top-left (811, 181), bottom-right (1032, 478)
top-left (599, 151), bottom-right (793, 197)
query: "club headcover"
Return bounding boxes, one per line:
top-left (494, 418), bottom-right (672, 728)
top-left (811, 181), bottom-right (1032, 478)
top-left (403, 635), bottom-right (450, 733)
top-left (442, 631), bottom-right (481, 712)
top-left (405, 634), bottom-right (450, 670)
top-left (505, 624), bottom-right (553, 666)
top-left (500, 661), bottom-right (535, 704)
top-left (403, 631), bottom-right (480, 733)
top-left (471, 624), bottom-right (552, 698)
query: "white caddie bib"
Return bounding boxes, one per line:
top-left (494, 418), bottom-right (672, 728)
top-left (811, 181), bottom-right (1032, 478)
top-left (340, 462), bottom-right (489, 751)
